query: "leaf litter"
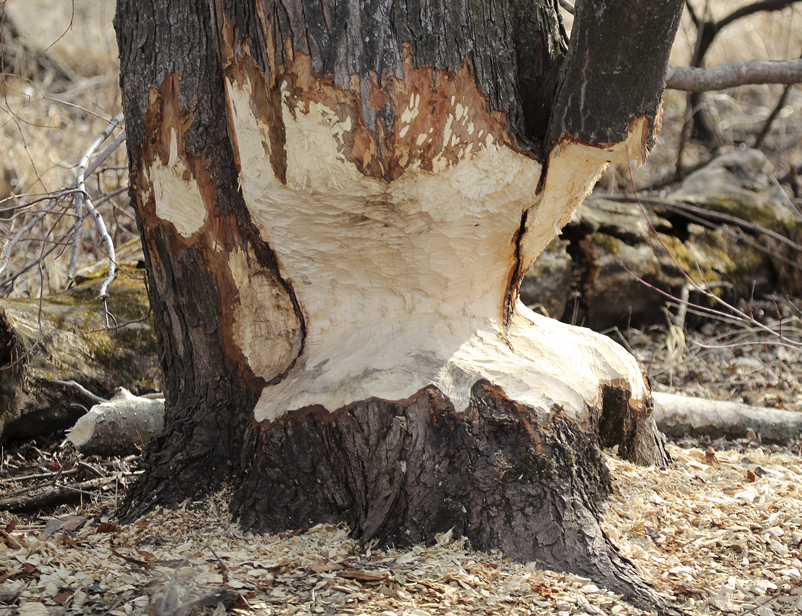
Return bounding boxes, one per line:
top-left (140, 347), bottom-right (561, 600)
top-left (2, 441), bottom-right (802, 615)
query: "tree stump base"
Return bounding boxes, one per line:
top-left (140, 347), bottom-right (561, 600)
top-left (232, 379), bottom-right (673, 612)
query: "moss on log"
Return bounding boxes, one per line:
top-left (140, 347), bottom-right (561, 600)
top-left (0, 266), bottom-right (160, 441)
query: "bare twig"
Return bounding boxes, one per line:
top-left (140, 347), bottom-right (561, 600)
top-left (717, 0), bottom-right (801, 31)
top-left (676, 0), bottom-right (711, 179)
top-left (625, 144), bottom-right (801, 349)
top-left (753, 83), bottom-right (793, 148)
top-left (68, 112), bottom-right (125, 299)
top-left (50, 379), bottom-right (108, 404)
top-left (0, 476), bottom-right (117, 512)
top-left (8, 468), bottom-right (80, 482)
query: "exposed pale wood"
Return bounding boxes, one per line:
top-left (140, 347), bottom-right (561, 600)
top-left (653, 392), bottom-right (802, 444)
top-left (66, 389), bottom-right (165, 456)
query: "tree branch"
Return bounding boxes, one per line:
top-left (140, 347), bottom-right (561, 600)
top-left (718, 0), bottom-right (800, 31)
top-left (665, 59), bottom-right (802, 92)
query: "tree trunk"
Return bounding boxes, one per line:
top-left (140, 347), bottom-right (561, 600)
top-left (114, 0), bottom-right (683, 611)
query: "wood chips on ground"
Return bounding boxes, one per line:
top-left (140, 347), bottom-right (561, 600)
top-left (2, 443), bottom-right (802, 616)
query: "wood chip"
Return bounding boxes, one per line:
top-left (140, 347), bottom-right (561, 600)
top-left (2, 443), bottom-right (802, 615)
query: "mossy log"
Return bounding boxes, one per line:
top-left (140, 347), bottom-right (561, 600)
top-left (0, 268), bottom-right (160, 442)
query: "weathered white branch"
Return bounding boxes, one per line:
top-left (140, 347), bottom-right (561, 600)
top-left (68, 111), bottom-right (125, 301)
top-left (666, 60), bottom-right (802, 92)
top-left (653, 392), bottom-right (802, 443)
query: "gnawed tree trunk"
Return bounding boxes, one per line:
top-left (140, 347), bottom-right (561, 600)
top-left (114, 0), bottom-right (683, 611)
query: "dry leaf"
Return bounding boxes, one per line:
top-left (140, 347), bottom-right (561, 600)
top-left (97, 521), bottom-right (121, 533)
top-left (746, 469), bottom-right (757, 482)
top-left (339, 568), bottom-right (389, 582)
top-left (111, 549), bottom-right (155, 570)
top-left (704, 447), bottom-right (721, 469)
top-left (40, 515), bottom-right (87, 540)
top-left (309, 563), bottom-right (344, 573)
top-left (53, 589), bottom-right (74, 605)
top-left (0, 529), bottom-right (22, 550)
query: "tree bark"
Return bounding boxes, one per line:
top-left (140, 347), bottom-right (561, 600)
top-left (114, 0), bottom-right (683, 611)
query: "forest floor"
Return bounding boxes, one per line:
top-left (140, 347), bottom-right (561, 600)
top-left (2, 1), bottom-right (802, 615)
top-left (2, 364), bottom-right (802, 616)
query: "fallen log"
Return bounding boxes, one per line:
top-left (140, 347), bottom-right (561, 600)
top-left (66, 388), bottom-right (165, 456)
top-left (653, 391), bottom-right (802, 444)
top-left (0, 265), bottom-right (161, 442)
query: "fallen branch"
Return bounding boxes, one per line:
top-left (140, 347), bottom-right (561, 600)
top-left (0, 275), bottom-right (159, 442)
top-left (653, 392), bottom-right (802, 444)
top-left (0, 476), bottom-right (117, 513)
top-left (665, 59), bottom-right (802, 92)
top-left (66, 388), bottom-right (165, 456)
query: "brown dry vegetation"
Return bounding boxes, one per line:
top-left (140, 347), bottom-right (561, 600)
top-left (0, 0), bottom-right (128, 298)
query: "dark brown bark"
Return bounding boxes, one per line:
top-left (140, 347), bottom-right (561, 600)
top-left (546, 0), bottom-right (683, 150)
top-left (222, 0), bottom-right (568, 156)
top-left (234, 381), bottom-right (672, 611)
top-left (114, 0), bottom-right (274, 512)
